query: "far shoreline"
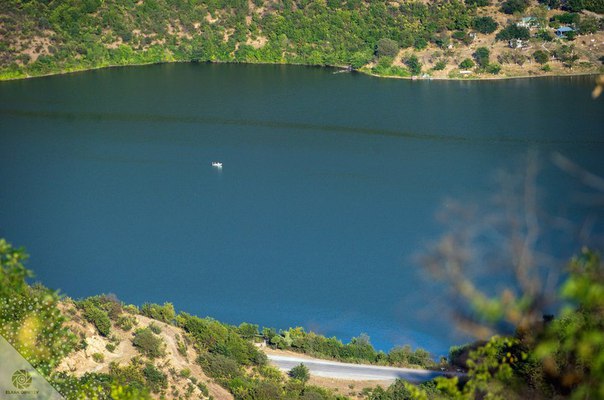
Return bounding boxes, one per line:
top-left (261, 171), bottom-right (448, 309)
top-left (0, 59), bottom-right (601, 83)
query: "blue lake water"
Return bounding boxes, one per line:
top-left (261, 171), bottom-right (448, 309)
top-left (0, 63), bottom-right (603, 355)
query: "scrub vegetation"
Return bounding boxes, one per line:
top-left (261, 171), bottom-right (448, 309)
top-left (0, 0), bottom-right (603, 81)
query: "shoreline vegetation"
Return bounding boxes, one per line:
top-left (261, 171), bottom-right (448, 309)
top-left (2, 239), bottom-right (603, 400)
top-left (0, 238), bottom-right (444, 400)
top-left (0, 58), bottom-right (602, 83)
top-left (1, 0), bottom-right (603, 83)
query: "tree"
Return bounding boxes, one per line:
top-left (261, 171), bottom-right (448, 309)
top-left (375, 38), bottom-right (399, 58)
top-left (473, 47), bottom-right (490, 68)
top-left (289, 363), bottom-right (310, 383)
top-left (0, 240), bottom-right (77, 375)
top-left (404, 55), bottom-right (422, 75)
top-left (472, 16), bottom-right (498, 34)
top-left (500, 0), bottom-right (530, 13)
top-left (496, 24), bottom-right (530, 41)
top-left (459, 58), bottom-right (475, 69)
top-left (465, 0), bottom-right (491, 6)
top-left (532, 50), bottom-right (549, 64)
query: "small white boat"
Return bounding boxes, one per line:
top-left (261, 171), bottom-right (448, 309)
top-left (211, 161), bottom-right (223, 168)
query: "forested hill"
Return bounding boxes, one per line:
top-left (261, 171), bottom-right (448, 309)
top-left (0, 0), bottom-right (603, 80)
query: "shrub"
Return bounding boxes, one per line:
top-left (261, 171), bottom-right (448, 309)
top-left (459, 58), bottom-right (475, 69)
top-left (179, 368), bottom-right (191, 378)
top-left (92, 353), bottom-right (105, 363)
top-left (472, 16), bottom-right (498, 34)
top-left (473, 47), bottom-right (490, 68)
top-left (434, 60), bottom-right (447, 70)
top-left (486, 63), bottom-right (502, 74)
top-left (82, 301), bottom-right (112, 336)
top-left (289, 363), bottom-right (310, 383)
top-left (533, 50), bottom-right (549, 64)
top-left (465, 0), bottom-right (490, 6)
top-left (237, 322), bottom-right (259, 339)
top-left (132, 327), bottom-right (165, 359)
top-left (541, 64), bottom-right (552, 71)
top-left (500, 0), bottom-right (530, 14)
top-left (496, 24), bottom-right (530, 41)
top-left (106, 343), bottom-right (116, 352)
top-left (148, 323), bottom-right (161, 334)
top-left (197, 353), bottom-right (243, 380)
top-left (143, 363), bottom-right (168, 393)
top-left (117, 315), bottom-right (137, 331)
top-left (375, 38), bottom-right (399, 58)
top-left (140, 302), bottom-right (175, 324)
top-left (404, 55), bottom-right (422, 75)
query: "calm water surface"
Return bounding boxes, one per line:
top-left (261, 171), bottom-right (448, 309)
top-left (1, 64), bottom-right (603, 355)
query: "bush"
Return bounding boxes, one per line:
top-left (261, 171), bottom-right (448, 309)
top-left (143, 363), bottom-right (168, 393)
top-left (459, 58), bottom-right (475, 69)
top-left (376, 38), bottom-right (399, 58)
top-left (473, 47), bottom-right (490, 68)
top-left (500, 0), bottom-right (530, 14)
top-left (533, 50), bottom-right (549, 64)
top-left (496, 24), bottom-right (530, 41)
top-left (237, 322), bottom-right (259, 339)
top-left (541, 64), bottom-right (552, 71)
top-left (82, 301), bottom-right (112, 336)
top-left (404, 55), bottom-right (422, 75)
top-left (486, 63), bottom-right (502, 74)
top-left (92, 353), bottom-right (105, 363)
top-left (148, 323), bottom-right (161, 334)
top-left (197, 353), bottom-right (243, 380)
top-left (289, 363), bottom-right (310, 383)
top-left (132, 327), bottom-right (165, 359)
top-left (433, 60), bottom-right (447, 70)
top-left (106, 343), bottom-right (116, 352)
top-left (117, 315), bottom-right (137, 331)
top-left (140, 302), bottom-right (175, 324)
top-left (472, 16), bottom-right (498, 34)
top-left (465, 0), bottom-right (490, 6)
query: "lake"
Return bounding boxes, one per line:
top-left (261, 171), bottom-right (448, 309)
top-left (0, 63), bottom-right (602, 355)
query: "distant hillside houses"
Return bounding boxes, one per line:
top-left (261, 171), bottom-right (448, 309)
top-left (517, 17), bottom-right (541, 29)
top-left (555, 26), bottom-right (575, 37)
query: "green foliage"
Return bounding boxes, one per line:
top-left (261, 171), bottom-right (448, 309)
top-left (554, 44), bottom-right (579, 67)
top-left (92, 352), bottom-right (105, 363)
top-left (533, 250), bottom-right (604, 399)
top-left (376, 38), bottom-right (400, 58)
top-left (472, 47), bottom-right (490, 68)
top-left (178, 313), bottom-right (266, 366)
top-left (459, 58), bottom-right (475, 69)
top-left (132, 327), bottom-right (166, 359)
top-left (433, 60), bottom-right (447, 71)
top-left (495, 24), bottom-right (531, 41)
top-left (465, 0), bottom-right (491, 6)
top-left (472, 16), bottom-right (498, 34)
top-left (404, 55), bottom-right (423, 75)
top-left (533, 50), bottom-right (549, 64)
top-left (237, 322), bottom-right (259, 339)
top-left (0, 239), bottom-right (77, 376)
top-left (148, 322), bottom-right (161, 334)
top-left (81, 300), bottom-right (112, 336)
top-left (117, 314), bottom-right (137, 331)
top-left (289, 363), bottom-right (311, 383)
top-left (578, 16), bottom-right (599, 34)
top-left (500, 0), bottom-right (530, 14)
top-left (140, 302), bottom-right (175, 324)
top-left (142, 362), bottom-right (168, 393)
top-left (197, 352), bottom-right (244, 380)
top-left (106, 342), bottom-right (116, 352)
top-left (486, 63), bottom-right (502, 74)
